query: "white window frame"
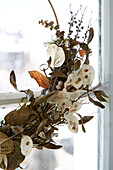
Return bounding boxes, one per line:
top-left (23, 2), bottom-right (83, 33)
top-left (101, 0), bottom-right (113, 170)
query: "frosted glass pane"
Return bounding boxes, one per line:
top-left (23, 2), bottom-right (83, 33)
top-left (0, 0), bottom-right (99, 92)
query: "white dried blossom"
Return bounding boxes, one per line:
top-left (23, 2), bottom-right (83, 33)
top-left (47, 44), bottom-right (65, 67)
top-left (65, 114), bottom-right (78, 133)
top-left (20, 135), bottom-right (33, 156)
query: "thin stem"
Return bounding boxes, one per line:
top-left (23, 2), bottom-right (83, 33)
top-left (48, 0), bottom-right (59, 27)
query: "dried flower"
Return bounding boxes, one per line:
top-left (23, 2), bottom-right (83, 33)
top-left (47, 44), bottom-right (65, 67)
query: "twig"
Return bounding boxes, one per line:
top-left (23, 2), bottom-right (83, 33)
top-left (48, 0), bottom-right (59, 27)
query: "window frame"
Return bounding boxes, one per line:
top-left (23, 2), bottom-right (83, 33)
top-left (101, 0), bottom-right (113, 170)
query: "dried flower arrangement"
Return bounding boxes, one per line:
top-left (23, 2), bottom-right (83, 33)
top-left (0, 0), bottom-right (109, 169)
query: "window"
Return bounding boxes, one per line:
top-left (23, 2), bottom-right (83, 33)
top-left (0, 0), bottom-right (102, 170)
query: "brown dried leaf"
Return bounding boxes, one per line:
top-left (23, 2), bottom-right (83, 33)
top-left (28, 70), bottom-right (49, 88)
top-left (10, 70), bottom-right (18, 90)
top-left (33, 91), bottom-right (57, 107)
top-left (49, 71), bottom-right (67, 78)
top-left (94, 90), bottom-right (109, 99)
top-left (7, 141), bottom-right (25, 170)
top-left (74, 60), bottom-right (81, 71)
top-left (76, 113), bottom-right (86, 133)
top-left (44, 142), bottom-right (62, 149)
top-left (70, 40), bottom-right (81, 47)
top-left (0, 132), bottom-right (14, 154)
top-left (88, 95), bottom-right (105, 109)
top-left (80, 43), bottom-right (90, 52)
top-left (87, 27), bottom-right (94, 44)
top-left (37, 119), bottom-right (48, 133)
top-left (4, 105), bottom-right (36, 125)
top-left (79, 116), bottom-right (94, 124)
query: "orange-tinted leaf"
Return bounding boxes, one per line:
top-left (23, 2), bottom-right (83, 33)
top-left (28, 71), bottom-right (49, 88)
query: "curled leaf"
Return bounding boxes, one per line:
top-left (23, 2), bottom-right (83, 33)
top-left (10, 70), bottom-right (18, 90)
top-left (28, 70), bottom-right (49, 88)
top-left (87, 27), bottom-right (94, 44)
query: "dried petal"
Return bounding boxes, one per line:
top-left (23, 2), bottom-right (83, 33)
top-left (47, 44), bottom-right (65, 67)
top-left (20, 135), bottom-right (33, 156)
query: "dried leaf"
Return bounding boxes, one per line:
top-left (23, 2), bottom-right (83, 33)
top-left (79, 116), bottom-right (94, 124)
top-left (10, 70), bottom-right (18, 90)
top-left (37, 119), bottom-right (48, 133)
top-left (94, 90), bottom-right (109, 99)
top-left (80, 43), bottom-right (90, 52)
top-left (94, 93), bottom-right (108, 102)
top-left (0, 154), bottom-right (8, 169)
top-left (7, 141), bottom-right (25, 170)
top-left (0, 132), bottom-right (14, 154)
top-left (74, 60), bottom-right (81, 71)
top-left (5, 105), bottom-right (36, 125)
top-left (76, 113), bottom-right (86, 133)
top-left (70, 40), bottom-right (81, 47)
top-left (44, 142), bottom-right (62, 149)
top-left (88, 95), bottom-right (105, 109)
top-left (28, 70), bottom-right (49, 88)
top-left (33, 91), bottom-right (57, 107)
top-left (87, 27), bottom-right (94, 44)
top-left (49, 71), bottom-right (67, 78)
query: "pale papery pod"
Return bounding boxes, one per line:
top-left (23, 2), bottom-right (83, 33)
top-left (47, 91), bottom-right (67, 104)
top-left (20, 135), bottom-right (33, 156)
top-left (66, 90), bottom-right (86, 100)
top-left (65, 114), bottom-right (79, 133)
top-left (72, 70), bottom-right (83, 89)
top-left (81, 64), bottom-right (95, 86)
top-left (64, 73), bottom-right (74, 91)
top-left (69, 102), bottom-right (82, 114)
top-left (58, 98), bottom-right (72, 111)
top-left (47, 44), bottom-right (65, 67)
